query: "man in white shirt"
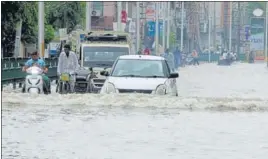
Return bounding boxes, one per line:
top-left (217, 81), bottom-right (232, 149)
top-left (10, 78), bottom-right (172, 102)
top-left (57, 44), bottom-right (79, 92)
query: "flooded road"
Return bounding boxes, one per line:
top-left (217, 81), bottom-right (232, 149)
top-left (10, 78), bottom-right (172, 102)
top-left (2, 63), bottom-right (268, 158)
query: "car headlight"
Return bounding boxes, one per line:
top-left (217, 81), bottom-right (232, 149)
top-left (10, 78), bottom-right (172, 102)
top-left (106, 82), bottom-right (116, 93)
top-left (155, 84), bottom-right (166, 95)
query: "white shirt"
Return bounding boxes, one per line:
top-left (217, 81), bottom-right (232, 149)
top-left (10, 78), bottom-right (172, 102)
top-left (57, 51), bottom-right (79, 75)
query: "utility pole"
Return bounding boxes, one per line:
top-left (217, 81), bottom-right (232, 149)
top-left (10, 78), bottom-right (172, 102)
top-left (213, 2), bottom-right (216, 47)
top-left (237, 2), bottom-right (241, 55)
top-left (14, 19), bottom-right (22, 58)
top-left (38, 2), bottom-right (45, 58)
top-left (125, 2), bottom-right (128, 19)
top-left (266, 2), bottom-right (268, 67)
top-left (155, 2), bottom-right (160, 55)
top-left (229, 1), bottom-right (232, 52)
top-left (167, 2), bottom-right (171, 48)
top-left (86, 2), bottom-right (91, 31)
top-left (208, 3), bottom-right (211, 62)
top-left (163, 2), bottom-right (166, 50)
top-left (136, 2), bottom-right (140, 53)
top-left (117, 2), bottom-right (122, 31)
top-left (180, 2), bottom-right (184, 52)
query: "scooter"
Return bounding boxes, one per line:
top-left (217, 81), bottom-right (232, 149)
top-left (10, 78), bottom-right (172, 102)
top-left (22, 65), bottom-right (49, 94)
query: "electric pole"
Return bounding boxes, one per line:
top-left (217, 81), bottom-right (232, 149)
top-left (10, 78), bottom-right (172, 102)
top-left (213, 2), bottom-right (216, 47)
top-left (86, 2), bottom-right (91, 31)
top-left (229, 2), bottom-right (232, 52)
top-left (38, 2), bottom-right (45, 58)
top-left (155, 2), bottom-right (160, 55)
top-left (14, 19), bottom-right (22, 58)
top-left (180, 2), bottom-right (184, 52)
top-left (167, 2), bottom-right (171, 48)
top-left (237, 2), bottom-right (241, 55)
top-left (265, 2), bottom-right (268, 67)
top-left (136, 2), bottom-right (140, 53)
top-left (163, 2), bottom-right (166, 50)
top-left (208, 3), bottom-right (211, 62)
top-left (117, 2), bottom-right (122, 31)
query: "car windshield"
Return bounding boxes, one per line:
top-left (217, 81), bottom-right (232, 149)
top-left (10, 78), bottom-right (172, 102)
top-left (111, 59), bottom-right (170, 78)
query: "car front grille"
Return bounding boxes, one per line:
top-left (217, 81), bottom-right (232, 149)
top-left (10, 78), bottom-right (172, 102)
top-left (92, 78), bottom-right (106, 88)
top-left (118, 89), bottom-right (152, 94)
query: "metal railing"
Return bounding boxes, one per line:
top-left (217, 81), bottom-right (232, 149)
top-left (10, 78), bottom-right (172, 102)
top-left (1, 57), bottom-right (58, 86)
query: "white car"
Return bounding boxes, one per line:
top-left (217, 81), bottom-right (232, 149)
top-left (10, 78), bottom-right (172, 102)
top-left (100, 55), bottom-right (179, 96)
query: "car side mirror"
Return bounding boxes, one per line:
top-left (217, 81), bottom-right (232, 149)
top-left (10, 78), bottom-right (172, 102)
top-left (100, 70), bottom-right (109, 76)
top-left (169, 72), bottom-right (179, 78)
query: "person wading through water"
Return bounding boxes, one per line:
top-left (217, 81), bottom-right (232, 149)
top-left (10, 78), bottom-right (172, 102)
top-left (192, 49), bottom-right (199, 65)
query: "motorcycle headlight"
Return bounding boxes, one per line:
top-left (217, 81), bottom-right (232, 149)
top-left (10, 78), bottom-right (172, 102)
top-left (106, 82), bottom-right (116, 93)
top-left (155, 84), bottom-right (166, 95)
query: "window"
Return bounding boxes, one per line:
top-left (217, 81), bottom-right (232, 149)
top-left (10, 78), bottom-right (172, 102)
top-left (111, 59), bottom-right (170, 78)
top-left (83, 46), bottom-right (129, 62)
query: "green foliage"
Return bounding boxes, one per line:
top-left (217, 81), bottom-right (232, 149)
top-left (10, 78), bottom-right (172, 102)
top-left (45, 2), bottom-right (85, 33)
top-left (2, 1), bottom-right (86, 56)
top-left (247, 2), bottom-right (266, 17)
top-left (45, 25), bottom-right (55, 44)
top-left (1, 1), bottom-right (38, 56)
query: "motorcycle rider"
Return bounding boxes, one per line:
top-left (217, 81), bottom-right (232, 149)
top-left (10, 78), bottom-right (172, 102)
top-left (57, 44), bottom-right (79, 92)
top-left (22, 51), bottom-right (51, 93)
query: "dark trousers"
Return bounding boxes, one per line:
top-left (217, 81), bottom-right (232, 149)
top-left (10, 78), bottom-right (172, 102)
top-left (193, 58), bottom-right (199, 65)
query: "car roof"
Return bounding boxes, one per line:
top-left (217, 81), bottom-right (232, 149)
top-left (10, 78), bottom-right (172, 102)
top-left (118, 55), bottom-right (165, 60)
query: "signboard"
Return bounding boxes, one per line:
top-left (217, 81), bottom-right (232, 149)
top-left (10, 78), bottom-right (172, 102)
top-left (250, 17), bottom-right (265, 60)
top-left (80, 34), bottom-right (85, 42)
top-left (121, 10), bottom-right (127, 23)
top-left (49, 42), bottom-right (60, 55)
top-left (145, 2), bottom-right (156, 20)
top-left (59, 28), bottom-right (67, 40)
top-left (146, 21), bottom-right (163, 37)
top-left (92, 2), bottom-right (103, 16)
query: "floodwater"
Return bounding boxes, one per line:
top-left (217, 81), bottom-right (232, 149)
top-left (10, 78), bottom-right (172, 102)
top-left (2, 62), bottom-right (268, 159)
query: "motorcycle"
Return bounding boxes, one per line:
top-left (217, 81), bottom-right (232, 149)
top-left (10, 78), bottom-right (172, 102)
top-left (22, 65), bottom-right (50, 94)
top-left (56, 72), bottom-right (77, 94)
top-left (182, 53), bottom-right (194, 66)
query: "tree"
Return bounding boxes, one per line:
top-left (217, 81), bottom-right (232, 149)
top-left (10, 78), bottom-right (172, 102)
top-left (45, 2), bottom-right (85, 33)
top-left (45, 24), bottom-right (55, 44)
top-left (247, 2), bottom-right (266, 17)
top-left (1, 1), bottom-right (38, 56)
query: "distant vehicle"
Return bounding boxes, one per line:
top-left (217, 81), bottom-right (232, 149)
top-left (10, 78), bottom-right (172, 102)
top-left (74, 31), bottom-right (132, 93)
top-left (218, 52), bottom-right (236, 66)
top-left (100, 55), bottom-right (179, 96)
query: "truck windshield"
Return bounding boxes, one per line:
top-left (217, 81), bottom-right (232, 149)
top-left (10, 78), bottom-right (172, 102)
top-left (83, 46), bottom-right (129, 62)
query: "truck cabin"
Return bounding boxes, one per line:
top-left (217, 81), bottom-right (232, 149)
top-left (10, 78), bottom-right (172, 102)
top-left (79, 33), bottom-right (130, 68)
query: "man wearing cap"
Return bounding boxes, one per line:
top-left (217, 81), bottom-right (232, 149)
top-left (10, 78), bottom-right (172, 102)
top-left (22, 51), bottom-right (51, 93)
